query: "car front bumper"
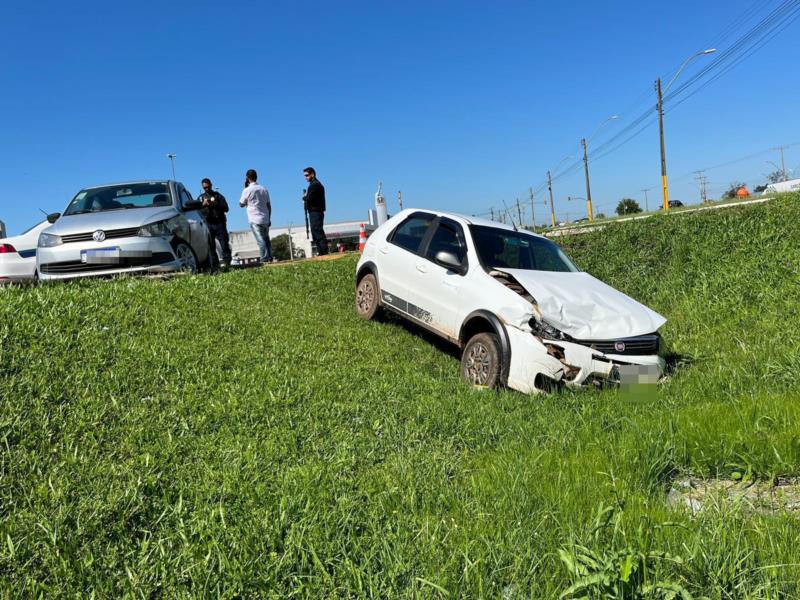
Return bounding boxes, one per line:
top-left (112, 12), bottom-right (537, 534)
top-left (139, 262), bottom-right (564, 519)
top-left (506, 327), bottom-right (665, 393)
top-left (37, 236), bottom-right (180, 280)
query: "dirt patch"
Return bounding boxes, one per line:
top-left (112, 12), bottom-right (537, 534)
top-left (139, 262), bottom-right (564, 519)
top-left (667, 477), bottom-right (800, 516)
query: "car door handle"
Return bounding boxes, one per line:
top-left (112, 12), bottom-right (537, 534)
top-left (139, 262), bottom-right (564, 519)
top-left (416, 264), bottom-right (428, 273)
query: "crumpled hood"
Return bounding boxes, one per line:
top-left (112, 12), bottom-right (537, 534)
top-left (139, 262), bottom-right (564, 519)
top-left (499, 269), bottom-right (666, 340)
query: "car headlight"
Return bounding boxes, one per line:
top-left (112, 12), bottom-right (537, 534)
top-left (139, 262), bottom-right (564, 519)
top-left (38, 232), bottom-right (63, 248)
top-left (138, 220), bottom-right (173, 237)
top-left (531, 318), bottom-right (568, 340)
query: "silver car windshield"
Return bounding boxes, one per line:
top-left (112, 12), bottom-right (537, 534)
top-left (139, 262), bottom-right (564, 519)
top-left (64, 183), bottom-right (171, 216)
top-left (470, 225), bottom-right (578, 272)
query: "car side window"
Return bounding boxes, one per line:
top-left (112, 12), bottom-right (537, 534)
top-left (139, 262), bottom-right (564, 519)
top-left (179, 188), bottom-right (194, 210)
top-left (389, 213), bottom-right (435, 254)
top-left (426, 221), bottom-right (466, 265)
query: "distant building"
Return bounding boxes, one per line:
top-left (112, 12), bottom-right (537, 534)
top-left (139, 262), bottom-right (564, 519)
top-left (229, 217), bottom-right (378, 262)
top-left (0, 220), bottom-right (6, 239)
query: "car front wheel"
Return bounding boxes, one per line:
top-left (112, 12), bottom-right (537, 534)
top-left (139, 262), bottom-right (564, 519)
top-left (173, 241), bottom-right (198, 274)
top-left (461, 332), bottom-right (502, 388)
top-left (355, 273), bottom-right (380, 320)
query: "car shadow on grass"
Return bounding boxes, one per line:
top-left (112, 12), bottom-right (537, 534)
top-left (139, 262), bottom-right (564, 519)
top-left (663, 351), bottom-right (694, 376)
top-left (379, 310), bottom-right (462, 362)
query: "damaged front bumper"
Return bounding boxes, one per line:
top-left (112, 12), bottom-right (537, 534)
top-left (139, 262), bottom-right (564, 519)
top-left (505, 326), bottom-right (665, 394)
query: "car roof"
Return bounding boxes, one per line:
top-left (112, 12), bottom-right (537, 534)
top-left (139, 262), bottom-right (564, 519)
top-left (401, 208), bottom-right (547, 239)
top-left (79, 180), bottom-right (173, 191)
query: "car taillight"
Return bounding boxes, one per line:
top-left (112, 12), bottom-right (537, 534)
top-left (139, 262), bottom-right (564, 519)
top-left (0, 243), bottom-right (17, 254)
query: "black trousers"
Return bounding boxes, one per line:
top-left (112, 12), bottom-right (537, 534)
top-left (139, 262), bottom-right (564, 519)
top-left (308, 210), bottom-right (328, 255)
top-left (208, 222), bottom-right (232, 265)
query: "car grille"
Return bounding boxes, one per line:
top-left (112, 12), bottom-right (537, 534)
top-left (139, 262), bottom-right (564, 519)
top-left (572, 333), bottom-right (660, 356)
top-left (39, 252), bottom-right (174, 274)
top-left (61, 227), bottom-right (141, 244)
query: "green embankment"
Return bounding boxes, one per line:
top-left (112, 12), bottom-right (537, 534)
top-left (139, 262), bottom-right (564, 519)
top-left (1, 195), bottom-right (799, 597)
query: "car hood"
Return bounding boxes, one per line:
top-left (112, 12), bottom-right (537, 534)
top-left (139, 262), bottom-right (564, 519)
top-left (48, 207), bottom-right (179, 235)
top-left (498, 268), bottom-right (666, 340)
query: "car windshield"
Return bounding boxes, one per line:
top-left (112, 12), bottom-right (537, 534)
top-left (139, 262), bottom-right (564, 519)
top-left (470, 225), bottom-right (578, 272)
top-left (64, 183), bottom-right (171, 215)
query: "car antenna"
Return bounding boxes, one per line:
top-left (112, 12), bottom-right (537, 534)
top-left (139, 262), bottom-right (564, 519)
top-left (38, 208), bottom-right (49, 217)
top-left (501, 199), bottom-right (518, 231)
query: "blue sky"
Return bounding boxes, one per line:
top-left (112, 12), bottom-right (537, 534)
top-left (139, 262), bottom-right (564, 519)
top-left (1, 0), bottom-right (798, 235)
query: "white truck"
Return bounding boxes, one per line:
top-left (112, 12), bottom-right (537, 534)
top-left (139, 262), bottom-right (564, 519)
top-left (763, 178), bottom-right (800, 195)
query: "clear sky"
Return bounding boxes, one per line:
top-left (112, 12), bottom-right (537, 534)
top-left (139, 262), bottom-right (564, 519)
top-left (1, 0), bottom-right (798, 235)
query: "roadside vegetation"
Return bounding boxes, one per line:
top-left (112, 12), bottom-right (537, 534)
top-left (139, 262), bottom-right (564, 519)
top-left (1, 194), bottom-right (799, 597)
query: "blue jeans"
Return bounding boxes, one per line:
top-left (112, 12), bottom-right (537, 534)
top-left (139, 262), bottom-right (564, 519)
top-left (250, 223), bottom-right (272, 262)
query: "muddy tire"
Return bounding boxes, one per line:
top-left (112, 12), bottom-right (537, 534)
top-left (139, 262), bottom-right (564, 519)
top-left (461, 332), bottom-right (502, 388)
top-left (355, 273), bottom-right (380, 320)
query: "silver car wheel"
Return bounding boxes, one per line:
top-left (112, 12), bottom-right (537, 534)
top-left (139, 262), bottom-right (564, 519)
top-left (464, 342), bottom-right (491, 385)
top-left (174, 243), bottom-right (198, 273)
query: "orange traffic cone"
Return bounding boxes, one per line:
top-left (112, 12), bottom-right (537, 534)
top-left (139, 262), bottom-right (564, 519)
top-left (358, 224), bottom-right (367, 251)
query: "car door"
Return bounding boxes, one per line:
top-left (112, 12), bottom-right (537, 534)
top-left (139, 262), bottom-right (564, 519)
top-left (375, 212), bottom-right (436, 317)
top-left (178, 185), bottom-right (210, 261)
top-left (405, 217), bottom-right (468, 340)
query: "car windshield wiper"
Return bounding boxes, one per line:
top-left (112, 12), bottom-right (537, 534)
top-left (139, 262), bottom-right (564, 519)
top-left (64, 209), bottom-right (97, 215)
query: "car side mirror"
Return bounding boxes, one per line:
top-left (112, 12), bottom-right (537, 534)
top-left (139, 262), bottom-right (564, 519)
top-left (435, 250), bottom-right (465, 274)
top-left (46, 212), bottom-right (61, 224)
top-left (182, 200), bottom-right (203, 211)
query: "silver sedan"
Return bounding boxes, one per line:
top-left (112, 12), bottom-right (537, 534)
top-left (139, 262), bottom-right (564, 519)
top-left (37, 180), bottom-right (213, 280)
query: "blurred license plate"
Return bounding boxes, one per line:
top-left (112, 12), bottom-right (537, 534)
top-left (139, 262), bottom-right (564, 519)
top-left (81, 247), bottom-right (121, 263)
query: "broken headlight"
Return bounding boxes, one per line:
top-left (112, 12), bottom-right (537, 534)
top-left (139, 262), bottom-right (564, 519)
top-left (530, 318), bottom-right (568, 340)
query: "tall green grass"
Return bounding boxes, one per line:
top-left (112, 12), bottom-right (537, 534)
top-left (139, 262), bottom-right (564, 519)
top-left (1, 195), bottom-right (798, 597)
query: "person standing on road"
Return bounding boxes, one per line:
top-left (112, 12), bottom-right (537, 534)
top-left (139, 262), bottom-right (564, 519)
top-left (198, 178), bottom-right (232, 269)
top-left (303, 167), bottom-right (328, 256)
top-left (239, 169), bottom-right (273, 264)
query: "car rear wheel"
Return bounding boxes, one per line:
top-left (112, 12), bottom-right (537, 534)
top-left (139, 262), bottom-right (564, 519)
top-left (461, 332), bottom-right (502, 388)
top-left (355, 273), bottom-right (380, 320)
top-left (173, 241), bottom-right (198, 274)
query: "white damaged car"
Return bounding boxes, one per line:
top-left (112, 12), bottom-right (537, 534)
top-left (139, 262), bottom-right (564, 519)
top-left (355, 209), bottom-right (666, 393)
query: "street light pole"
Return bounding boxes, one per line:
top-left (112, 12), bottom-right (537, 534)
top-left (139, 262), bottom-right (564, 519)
top-left (656, 48), bottom-right (716, 212)
top-left (166, 153), bottom-right (177, 180)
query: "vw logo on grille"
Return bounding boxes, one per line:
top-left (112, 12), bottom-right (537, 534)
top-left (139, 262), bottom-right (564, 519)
top-left (92, 229), bottom-right (106, 242)
top-left (614, 341), bottom-right (626, 353)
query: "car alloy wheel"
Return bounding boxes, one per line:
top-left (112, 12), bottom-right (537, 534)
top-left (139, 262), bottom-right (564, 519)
top-left (355, 273), bottom-right (380, 320)
top-left (461, 332), bottom-right (501, 388)
top-left (174, 242), bottom-right (198, 274)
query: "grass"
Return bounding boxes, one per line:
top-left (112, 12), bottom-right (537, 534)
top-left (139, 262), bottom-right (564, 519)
top-left (1, 194), bottom-right (799, 597)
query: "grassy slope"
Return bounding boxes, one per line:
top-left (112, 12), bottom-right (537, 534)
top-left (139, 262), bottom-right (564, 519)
top-left (1, 195), bottom-right (799, 597)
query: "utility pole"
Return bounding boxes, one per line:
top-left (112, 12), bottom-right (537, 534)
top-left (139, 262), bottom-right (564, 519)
top-left (581, 138), bottom-right (594, 221)
top-left (775, 146), bottom-right (787, 181)
top-left (490, 207), bottom-right (495, 221)
top-left (528, 187), bottom-right (537, 230)
top-left (656, 78), bottom-right (670, 211)
top-left (397, 190), bottom-right (403, 211)
top-left (641, 188), bottom-right (652, 212)
top-left (547, 171), bottom-right (556, 227)
top-left (694, 171), bottom-right (708, 203)
top-left (516, 198), bottom-right (523, 227)
top-left (655, 49), bottom-right (716, 212)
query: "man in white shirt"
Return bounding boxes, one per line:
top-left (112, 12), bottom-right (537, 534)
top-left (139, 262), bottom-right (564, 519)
top-left (239, 169), bottom-right (273, 263)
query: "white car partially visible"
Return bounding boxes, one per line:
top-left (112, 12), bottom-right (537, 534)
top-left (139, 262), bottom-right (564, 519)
top-left (0, 220), bottom-right (51, 283)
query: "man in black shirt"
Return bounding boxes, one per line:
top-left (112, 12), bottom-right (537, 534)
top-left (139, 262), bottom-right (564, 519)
top-left (198, 177), bottom-right (232, 268)
top-left (303, 167), bottom-right (329, 256)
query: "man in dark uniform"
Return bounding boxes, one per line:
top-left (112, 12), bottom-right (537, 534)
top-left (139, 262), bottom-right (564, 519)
top-left (198, 177), bottom-right (232, 268)
top-left (303, 167), bottom-right (329, 256)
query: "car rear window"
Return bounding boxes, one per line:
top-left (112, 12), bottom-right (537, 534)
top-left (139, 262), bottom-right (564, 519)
top-left (389, 213), bottom-right (435, 253)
